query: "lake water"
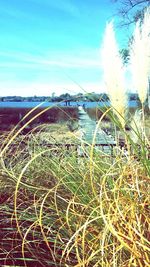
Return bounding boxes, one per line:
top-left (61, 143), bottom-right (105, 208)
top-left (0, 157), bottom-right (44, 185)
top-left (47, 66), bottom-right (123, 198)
top-left (0, 100), bottom-right (138, 109)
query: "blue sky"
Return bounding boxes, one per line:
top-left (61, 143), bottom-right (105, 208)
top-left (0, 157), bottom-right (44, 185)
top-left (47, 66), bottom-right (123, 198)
top-left (0, 0), bottom-right (132, 96)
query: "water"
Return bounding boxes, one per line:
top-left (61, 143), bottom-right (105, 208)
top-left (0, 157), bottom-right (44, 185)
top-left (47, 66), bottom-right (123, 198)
top-left (0, 100), bottom-right (138, 109)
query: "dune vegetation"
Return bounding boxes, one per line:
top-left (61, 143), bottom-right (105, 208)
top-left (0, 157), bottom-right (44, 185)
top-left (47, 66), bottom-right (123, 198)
top-left (0, 8), bottom-right (150, 267)
top-left (0, 106), bottom-right (79, 132)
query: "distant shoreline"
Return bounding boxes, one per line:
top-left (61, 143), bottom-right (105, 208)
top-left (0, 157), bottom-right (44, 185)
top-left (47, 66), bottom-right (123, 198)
top-left (0, 100), bottom-right (139, 109)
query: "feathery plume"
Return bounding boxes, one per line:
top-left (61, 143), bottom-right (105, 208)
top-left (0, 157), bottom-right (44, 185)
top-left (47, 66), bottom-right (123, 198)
top-left (101, 22), bottom-right (127, 127)
top-left (130, 8), bottom-right (150, 105)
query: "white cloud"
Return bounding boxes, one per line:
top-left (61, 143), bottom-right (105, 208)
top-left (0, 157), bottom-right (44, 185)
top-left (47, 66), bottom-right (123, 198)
top-left (0, 80), bottom-right (105, 97)
top-left (0, 47), bottom-right (136, 97)
top-left (0, 48), bottom-right (102, 96)
top-left (0, 48), bottom-right (101, 70)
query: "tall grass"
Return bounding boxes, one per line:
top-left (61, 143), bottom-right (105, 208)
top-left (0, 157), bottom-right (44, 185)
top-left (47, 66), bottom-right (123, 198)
top-left (0, 10), bottom-right (150, 267)
top-left (130, 7), bottom-right (150, 106)
top-left (0, 106), bottom-right (79, 132)
top-left (130, 7), bottom-right (150, 141)
top-left (0, 122), bottom-right (149, 266)
top-left (101, 22), bottom-right (127, 128)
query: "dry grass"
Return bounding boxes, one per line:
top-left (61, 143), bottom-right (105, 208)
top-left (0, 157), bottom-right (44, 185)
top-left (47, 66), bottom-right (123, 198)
top-left (0, 106), bottom-right (79, 132)
top-left (0, 104), bottom-right (149, 266)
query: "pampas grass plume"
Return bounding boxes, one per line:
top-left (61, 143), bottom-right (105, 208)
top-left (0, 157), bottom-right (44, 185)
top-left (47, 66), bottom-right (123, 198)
top-left (130, 8), bottom-right (150, 105)
top-left (101, 22), bottom-right (127, 127)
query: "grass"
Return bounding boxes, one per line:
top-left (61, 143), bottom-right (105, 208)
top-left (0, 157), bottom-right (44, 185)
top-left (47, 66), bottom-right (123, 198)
top-left (0, 104), bottom-right (149, 266)
top-left (0, 106), bottom-right (79, 132)
top-left (86, 106), bottom-right (150, 140)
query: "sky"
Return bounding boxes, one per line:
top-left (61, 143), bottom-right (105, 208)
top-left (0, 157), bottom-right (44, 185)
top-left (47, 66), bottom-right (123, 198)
top-left (0, 0), bottom-right (133, 96)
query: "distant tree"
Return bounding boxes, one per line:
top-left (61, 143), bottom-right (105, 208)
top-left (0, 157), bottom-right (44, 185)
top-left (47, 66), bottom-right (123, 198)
top-left (76, 93), bottom-right (83, 101)
top-left (86, 93), bottom-right (100, 102)
top-left (112, 0), bottom-right (149, 64)
top-left (112, 0), bottom-right (149, 26)
top-left (51, 92), bottom-right (55, 98)
top-left (59, 93), bottom-right (71, 100)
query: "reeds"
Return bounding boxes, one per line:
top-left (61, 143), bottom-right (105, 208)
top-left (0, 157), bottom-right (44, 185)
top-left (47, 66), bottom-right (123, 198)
top-left (130, 7), bottom-right (150, 141)
top-left (0, 127), bottom-right (149, 266)
top-left (101, 22), bottom-right (128, 128)
top-left (130, 7), bottom-right (150, 105)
